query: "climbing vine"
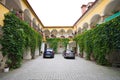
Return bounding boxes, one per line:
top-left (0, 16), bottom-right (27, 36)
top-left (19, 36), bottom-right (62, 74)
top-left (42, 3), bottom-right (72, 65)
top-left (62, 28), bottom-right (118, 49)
top-left (47, 38), bottom-right (69, 53)
top-left (60, 38), bottom-right (70, 49)
top-left (74, 15), bottom-right (120, 65)
top-left (1, 12), bottom-right (42, 69)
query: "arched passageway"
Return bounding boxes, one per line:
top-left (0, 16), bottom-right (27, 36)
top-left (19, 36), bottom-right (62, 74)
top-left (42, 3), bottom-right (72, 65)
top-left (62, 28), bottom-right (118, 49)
top-left (44, 29), bottom-right (50, 38)
top-left (51, 29), bottom-right (58, 38)
top-left (59, 29), bottom-right (66, 38)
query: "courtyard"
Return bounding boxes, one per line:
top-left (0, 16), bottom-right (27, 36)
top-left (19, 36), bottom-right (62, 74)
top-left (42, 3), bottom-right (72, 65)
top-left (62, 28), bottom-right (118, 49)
top-left (0, 0), bottom-right (120, 80)
top-left (0, 54), bottom-right (120, 80)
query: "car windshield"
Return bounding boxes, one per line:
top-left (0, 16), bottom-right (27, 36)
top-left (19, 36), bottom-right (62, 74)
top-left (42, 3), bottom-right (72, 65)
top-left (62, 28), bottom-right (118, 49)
top-left (46, 49), bottom-right (53, 52)
top-left (66, 50), bottom-right (73, 53)
top-left (46, 51), bottom-right (51, 54)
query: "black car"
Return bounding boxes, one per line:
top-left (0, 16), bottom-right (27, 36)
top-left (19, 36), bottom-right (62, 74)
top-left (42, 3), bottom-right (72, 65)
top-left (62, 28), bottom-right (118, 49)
top-left (63, 49), bottom-right (75, 59)
top-left (43, 48), bottom-right (54, 58)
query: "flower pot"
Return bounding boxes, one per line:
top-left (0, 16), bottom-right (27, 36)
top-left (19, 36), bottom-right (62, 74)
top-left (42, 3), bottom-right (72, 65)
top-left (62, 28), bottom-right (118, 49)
top-left (4, 67), bottom-right (9, 72)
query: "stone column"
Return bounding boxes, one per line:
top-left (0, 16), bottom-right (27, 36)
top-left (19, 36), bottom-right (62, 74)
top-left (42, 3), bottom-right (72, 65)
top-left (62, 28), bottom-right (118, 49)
top-left (100, 15), bottom-right (108, 23)
top-left (35, 47), bottom-right (39, 57)
top-left (21, 12), bottom-right (24, 20)
top-left (99, 15), bottom-right (105, 24)
top-left (41, 42), bottom-right (45, 54)
top-left (30, 20), bottom-right (32, 27)
top-left (66, 44), bottom-right (69, 50)
top-left (77, 44), bottom-right (80, 56)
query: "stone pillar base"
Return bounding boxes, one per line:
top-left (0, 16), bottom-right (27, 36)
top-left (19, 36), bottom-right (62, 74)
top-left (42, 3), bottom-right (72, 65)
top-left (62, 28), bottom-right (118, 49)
top-left (35, 48), bottom-right (39, 57)
top-left (23, 48), bottom-right (31, 60)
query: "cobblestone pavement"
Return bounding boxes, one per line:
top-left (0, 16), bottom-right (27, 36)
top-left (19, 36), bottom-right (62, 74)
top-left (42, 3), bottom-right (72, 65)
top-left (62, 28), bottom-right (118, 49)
top-left (0, 54), bottom-right (120, 80)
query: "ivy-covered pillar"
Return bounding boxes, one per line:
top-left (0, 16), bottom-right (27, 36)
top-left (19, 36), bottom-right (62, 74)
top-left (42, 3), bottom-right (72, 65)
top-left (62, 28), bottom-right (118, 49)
top-left (66, 44), bottom-right (69, 50)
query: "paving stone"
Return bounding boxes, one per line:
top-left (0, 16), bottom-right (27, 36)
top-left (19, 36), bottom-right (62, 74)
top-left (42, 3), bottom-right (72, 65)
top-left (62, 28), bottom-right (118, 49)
top-left (0, 54), bottom-right (120, 80)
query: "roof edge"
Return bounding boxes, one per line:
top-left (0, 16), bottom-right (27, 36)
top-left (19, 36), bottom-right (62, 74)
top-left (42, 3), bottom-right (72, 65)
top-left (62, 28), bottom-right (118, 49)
top-left (24, 0), bottom-right (44, 28)
top-left (73, 0), bottom-right (98, 27)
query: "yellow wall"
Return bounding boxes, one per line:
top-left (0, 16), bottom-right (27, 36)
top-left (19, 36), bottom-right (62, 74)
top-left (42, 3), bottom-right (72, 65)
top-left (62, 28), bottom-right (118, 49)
top-left (0, 1), bottom-right (43, 29)
top-left (0, 0), bottom-right (112, 35)
top-left (0, 4), bottom-right (9, 26)
top-left (43, 27), bottom-right (74, 32)
top-left (21, 0), bottom-right (43, 29)
top-left (74, 0), bottom-right (111, 30)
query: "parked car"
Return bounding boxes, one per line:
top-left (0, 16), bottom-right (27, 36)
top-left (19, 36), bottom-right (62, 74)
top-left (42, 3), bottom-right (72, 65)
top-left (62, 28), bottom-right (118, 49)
top-left (43, 48), bottom-right (54, 58)
top-left (63, 49), bottom-right (75, 59)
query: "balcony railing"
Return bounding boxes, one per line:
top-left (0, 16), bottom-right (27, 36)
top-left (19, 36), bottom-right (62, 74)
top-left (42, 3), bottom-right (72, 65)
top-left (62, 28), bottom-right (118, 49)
top-left (104, 11), bottom-right (120, 22)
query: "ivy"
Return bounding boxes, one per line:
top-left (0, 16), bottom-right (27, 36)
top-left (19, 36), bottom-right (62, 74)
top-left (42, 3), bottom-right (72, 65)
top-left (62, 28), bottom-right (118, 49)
top-left (74, 15), bottom-right (120, 65)
top-left (61, 38), bottom-right (69, 49)
top-left (47, 38), bottom-right (69, 53)
top-left (84, 30), bottom-right (93, 60)
top-left (74, 33), bottom-right (85, 57)
top-left (1, 12), bottom-right (42, 69)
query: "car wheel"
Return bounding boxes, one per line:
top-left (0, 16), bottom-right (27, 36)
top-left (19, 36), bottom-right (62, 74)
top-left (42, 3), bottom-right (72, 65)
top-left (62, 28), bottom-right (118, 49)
top-left (52, 55), bottom-right (54, 58)
top-left (73, 57), bottom-right (75, 59)
top-left (43, 55), bottom-right (45, 58)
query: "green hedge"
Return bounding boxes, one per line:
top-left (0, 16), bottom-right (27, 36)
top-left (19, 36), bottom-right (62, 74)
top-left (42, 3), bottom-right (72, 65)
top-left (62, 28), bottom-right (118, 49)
top-left (1, 13), bottom-right (42, 69)
top-left (74, 15), bottom-right (120, 65)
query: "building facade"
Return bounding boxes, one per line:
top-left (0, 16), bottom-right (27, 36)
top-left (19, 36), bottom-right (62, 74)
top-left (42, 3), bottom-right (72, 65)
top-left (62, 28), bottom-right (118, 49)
top-left (74, 0), bottom-right (120, 55)
top-left (0, 0), bottom-right (120, 70)
top-left (74, 0), bottom-right (120, 33)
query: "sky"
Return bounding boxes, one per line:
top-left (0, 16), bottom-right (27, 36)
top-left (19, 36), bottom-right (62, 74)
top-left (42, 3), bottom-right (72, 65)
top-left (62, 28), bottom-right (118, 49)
top-left (28, 0), bottom-right (95, 26)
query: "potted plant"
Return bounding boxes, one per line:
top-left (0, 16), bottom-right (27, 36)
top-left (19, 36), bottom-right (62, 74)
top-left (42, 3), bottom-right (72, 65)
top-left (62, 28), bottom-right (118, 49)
top-left (4, 59), bottom-right (11, 72)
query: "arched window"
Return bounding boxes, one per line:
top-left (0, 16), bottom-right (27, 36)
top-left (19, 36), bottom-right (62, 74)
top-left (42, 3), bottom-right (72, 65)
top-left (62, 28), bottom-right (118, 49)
top-left (90, 14), bottom-right (101, 28)
top-left (24, 9), bottom-right (31, 26)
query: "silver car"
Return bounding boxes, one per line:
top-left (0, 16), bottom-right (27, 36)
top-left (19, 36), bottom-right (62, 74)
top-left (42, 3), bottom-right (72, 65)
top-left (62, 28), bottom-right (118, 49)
top-left (63, 49), bottom-right (75, 59)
